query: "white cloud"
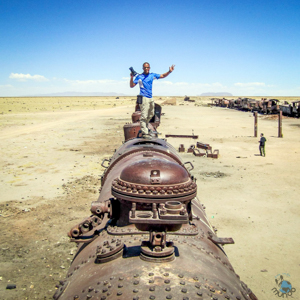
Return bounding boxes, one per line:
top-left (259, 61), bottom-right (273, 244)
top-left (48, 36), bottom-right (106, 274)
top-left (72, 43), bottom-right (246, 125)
top-left (9, 73), bottom-right (48, 82)
top-left (0, 84), bottom-right (13, 88)
top-left (63, 79), bottom-right (118, 85)
top-left (156, 80), bottom-right (173, 86)
top-left (234, 82), bottom-right (266, 87)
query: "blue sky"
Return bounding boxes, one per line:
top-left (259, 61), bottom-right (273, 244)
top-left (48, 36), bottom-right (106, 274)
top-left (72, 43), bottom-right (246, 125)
top-left (1, 0), bottom-right (299, 97)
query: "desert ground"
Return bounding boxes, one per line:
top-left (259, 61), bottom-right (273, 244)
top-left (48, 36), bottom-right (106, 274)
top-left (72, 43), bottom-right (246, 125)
top-left (0, 96), bottom-right (299, 300)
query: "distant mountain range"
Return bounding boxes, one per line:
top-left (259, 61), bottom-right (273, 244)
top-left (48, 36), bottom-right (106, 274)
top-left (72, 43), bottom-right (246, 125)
top-left (26, 91), bottom-right (233, 97)
top-left (199, 92), bottom-right (233, 96)
top-left (31, 91), bottom-right (128, 97)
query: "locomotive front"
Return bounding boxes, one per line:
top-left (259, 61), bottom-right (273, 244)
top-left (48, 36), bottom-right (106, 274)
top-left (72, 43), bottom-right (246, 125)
top-left (54, 104), bottom-right (257, 300)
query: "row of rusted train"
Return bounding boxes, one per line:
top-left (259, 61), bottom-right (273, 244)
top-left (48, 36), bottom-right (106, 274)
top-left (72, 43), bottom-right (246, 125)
top-left (212, 97), bottom-right (300, 117)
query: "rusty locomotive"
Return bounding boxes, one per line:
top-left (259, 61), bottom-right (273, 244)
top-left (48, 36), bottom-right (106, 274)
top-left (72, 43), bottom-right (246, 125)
top-left (212, 97), bottom-right (300, 117)
top-left (53, 102), bottom-right (258, 300)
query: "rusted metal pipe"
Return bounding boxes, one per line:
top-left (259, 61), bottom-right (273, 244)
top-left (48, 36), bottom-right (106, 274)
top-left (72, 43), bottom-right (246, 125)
top-left (165, 134), bottom-right (198, 139)
top-left (254, 111), bottom-right (258, 137)
top-left (278, 111), bottom-right (283, 137)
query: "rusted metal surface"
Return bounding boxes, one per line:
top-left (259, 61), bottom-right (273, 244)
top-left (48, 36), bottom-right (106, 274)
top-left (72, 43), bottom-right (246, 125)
top-left (184, 96), bottom-right (195, 102)
top-left (280, 100), bottom-right (300, 118)
top-left (165, 134), bottom-right (198, 139)
top-left (123, 122), bottom-right (141, 141)
top-left (193, 148), bottom-right (206, 156)
top-left (178, 144), bottom-right (185, 152)
top-left (54, 106), bottom-right (257, 300)
top-left (207, 149), bottom-right (219, 159)
top-left (187, 144), bottom-right (195, 153)
top-left (211, 96), bottom-right (300, 118)
top-left (212, 149), bottom-right (219, 158)
top-left (196, 142), bottom-right (212, 151)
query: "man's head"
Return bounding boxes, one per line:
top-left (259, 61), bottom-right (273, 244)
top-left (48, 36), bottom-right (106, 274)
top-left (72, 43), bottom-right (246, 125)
top-left (261, 133), bottom-right (264, 137)
top-left (143, 62), bottom-right (150, 75)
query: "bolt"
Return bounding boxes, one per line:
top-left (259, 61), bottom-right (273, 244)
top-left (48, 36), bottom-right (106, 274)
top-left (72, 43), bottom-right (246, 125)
top-left (86, 295), bottom-right (92, 300)
top-left (166, 295), bottom-right (172, 299)
top-left (133, 289), bottom-right (138, 293)
top-left (181, 288), bottom-right (187, 293)
top-left (118, 284), bottom-right (123, 288)
top-left (180, 281), bottom-right (185, 285)
top-left (74, 296), bottom-right (79, 300)
top-left (119, 277), bottom-right (124, 281)
top-left (117, 292), bottom-right (122, 296)
top-left (149, 272), bottom-right (154, 276)
top-left (149, 287), bottom-right (155, 291)
top-left (149, 279), bottom-right (154, 283)
top-left (178, 274), bottom-right (184, 278)
top-left (149, 296), bottom-right (155, 300)
top-left (164, 279), bottom-right (170, 284)
top-left (102, 288), bottom-right (108, 293)
top-left (133, 280), bottom-right (139, 285)
top-left (197, 291), bottom-right (203, 296)
top-left (88, 287), bottom-right (94, 292)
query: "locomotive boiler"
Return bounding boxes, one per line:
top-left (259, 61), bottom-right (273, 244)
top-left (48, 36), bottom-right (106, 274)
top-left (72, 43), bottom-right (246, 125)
top-left (53, 103), bottom-right (258, 300)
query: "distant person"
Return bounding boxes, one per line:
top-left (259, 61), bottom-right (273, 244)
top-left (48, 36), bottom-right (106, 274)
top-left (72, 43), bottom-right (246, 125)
top-left (259, 133), bottom-right (267, 156)
top-left (130, 62), bottom-right (175, 139)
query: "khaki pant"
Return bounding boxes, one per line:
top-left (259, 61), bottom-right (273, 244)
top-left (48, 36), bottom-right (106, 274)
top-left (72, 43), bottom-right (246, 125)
top-left (140, 97), bottom-right (154, 135)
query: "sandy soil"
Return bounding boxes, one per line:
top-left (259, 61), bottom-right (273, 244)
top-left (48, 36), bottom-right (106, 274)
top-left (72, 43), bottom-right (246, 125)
top-left (0, 96), bottom-right (299, 300)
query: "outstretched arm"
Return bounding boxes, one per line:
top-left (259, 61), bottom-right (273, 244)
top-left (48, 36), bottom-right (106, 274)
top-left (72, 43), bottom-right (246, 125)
top-left (160, 65), bottom-right (175, 79)
top-left (130, 74), bottom-right (136, 88)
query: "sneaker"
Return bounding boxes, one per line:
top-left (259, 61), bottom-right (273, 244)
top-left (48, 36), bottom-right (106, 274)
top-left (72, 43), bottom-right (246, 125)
top-left (142, 134), bottom-right (152, 139)
top-left (148, 129), bottom-right (161, 136)
top-left (149, 129), bottom-right (158, 134)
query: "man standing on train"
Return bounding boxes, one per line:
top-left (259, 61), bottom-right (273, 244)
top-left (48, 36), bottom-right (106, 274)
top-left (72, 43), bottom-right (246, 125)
top-left (130, 62), bottom-right (175, 139)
